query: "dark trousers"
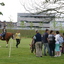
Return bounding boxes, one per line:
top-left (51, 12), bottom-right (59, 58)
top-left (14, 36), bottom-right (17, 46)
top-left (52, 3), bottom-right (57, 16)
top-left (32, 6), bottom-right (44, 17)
top-left (16, 39), bottom-right (20, 47)
top-left (62, 47), bottom-right (64, 53)
top-left (1, 32), bottom-right (6, 39)
top-left (49, 42), bottom-right (55, 56)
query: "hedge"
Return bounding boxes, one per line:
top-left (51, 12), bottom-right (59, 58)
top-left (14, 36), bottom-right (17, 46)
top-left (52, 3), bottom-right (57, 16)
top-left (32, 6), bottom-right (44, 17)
top-left (0, 29), bottom-right (44, 38)
top-left (0, 29), bottom-right (64, 38)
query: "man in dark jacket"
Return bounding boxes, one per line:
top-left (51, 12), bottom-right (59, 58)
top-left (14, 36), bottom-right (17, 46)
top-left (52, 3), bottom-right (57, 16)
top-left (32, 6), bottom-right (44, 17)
top-left (34, 30), bottom-right (42, 57)
top-left (43, 29), bottom-right (50, 56)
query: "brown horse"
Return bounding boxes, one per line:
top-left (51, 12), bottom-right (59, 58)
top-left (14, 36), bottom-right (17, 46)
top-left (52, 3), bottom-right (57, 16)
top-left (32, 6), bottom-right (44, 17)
top-left (0, 32), bottom-right (14, 47)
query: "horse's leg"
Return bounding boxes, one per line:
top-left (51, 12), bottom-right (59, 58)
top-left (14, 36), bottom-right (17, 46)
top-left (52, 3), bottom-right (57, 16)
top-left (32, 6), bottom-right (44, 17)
top-left (6, 40), bottom-right (9, 47)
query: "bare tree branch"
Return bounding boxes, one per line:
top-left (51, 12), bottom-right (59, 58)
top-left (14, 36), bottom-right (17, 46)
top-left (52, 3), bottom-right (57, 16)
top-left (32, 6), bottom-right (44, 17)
top-left (19, 0), bottom-right (64, 18)
top-left (0, 2), bottom-right (5, 15)
top-left (0, 2), bottom-right (5, 6)
top-left (0, 12), bottom-right (3, 15)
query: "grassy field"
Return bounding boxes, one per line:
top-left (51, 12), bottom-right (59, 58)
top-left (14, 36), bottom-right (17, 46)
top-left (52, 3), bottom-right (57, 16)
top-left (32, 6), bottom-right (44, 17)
top-left (0, 38), bottom-right (64, 64)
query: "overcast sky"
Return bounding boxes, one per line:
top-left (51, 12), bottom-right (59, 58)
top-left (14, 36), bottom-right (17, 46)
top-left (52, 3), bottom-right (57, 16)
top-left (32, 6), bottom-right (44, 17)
top-left (0, 0), bottom-right (29, 22)
top-left (0, 0), bottom-right (44, 22)
top-left (0, 0), bottom-right (64, 22)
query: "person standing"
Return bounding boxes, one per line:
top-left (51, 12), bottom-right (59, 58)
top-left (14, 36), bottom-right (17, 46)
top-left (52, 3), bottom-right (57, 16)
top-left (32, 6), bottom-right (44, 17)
top-left (29, 37), bottom-right (36, 54)
top-left (34, 30), bottom-right (42, 57)
top-left (43, 29), bottom-right (50, 56)
top-left (48, 30), bottom-right (55, 57)
top-left (54, 31), bottom-right (60, 57)
top-left (15, 30), bottom-right (21, 48)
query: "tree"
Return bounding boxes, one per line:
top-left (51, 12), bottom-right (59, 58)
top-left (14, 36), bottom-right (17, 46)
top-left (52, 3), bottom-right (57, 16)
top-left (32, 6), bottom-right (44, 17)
top-left (21, 21), bottom-right (25, 28)
top-left (51, 21), bottom-right (58, 30)
top-left (39, 21), bottom-right (43, 29)
top-left (20, 0), bottom-right (64, 30)
top-left (0, 2), bottom-right (5, 15)
top-left (30, 21), bottom-right (33, 29)
top-left (20, 0), bottom-right (64, 17)
top-left (59, 22), bottom-right (63, 33)
top-left (7, 16), bottom-right (14, 29)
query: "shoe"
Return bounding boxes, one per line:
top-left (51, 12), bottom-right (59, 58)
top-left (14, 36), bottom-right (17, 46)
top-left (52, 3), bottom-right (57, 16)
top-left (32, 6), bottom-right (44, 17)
top-left (2, 37), bottom-right (3, 39)
top-left (57, 55), bottom-right (61, 57)
top-left (54, 55), bottom-right (57, 57)
top-left (16, 45), bottom-right (18, 48)
top-left (40, 56), bottom-right (42, 57)
top-left (44, 54), bottom-right (47, 56)
top-left (36, 56), bottom-right (42, 57)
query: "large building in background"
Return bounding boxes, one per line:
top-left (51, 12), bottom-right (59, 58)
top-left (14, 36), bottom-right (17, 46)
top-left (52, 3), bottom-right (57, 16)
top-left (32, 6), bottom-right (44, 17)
top-left (17, 13), bottom-right (55, 29)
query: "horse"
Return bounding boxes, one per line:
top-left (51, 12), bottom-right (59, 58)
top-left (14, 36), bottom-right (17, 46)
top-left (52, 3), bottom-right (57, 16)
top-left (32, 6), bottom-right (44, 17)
top-left (0, 32), bottom-right (14, 47)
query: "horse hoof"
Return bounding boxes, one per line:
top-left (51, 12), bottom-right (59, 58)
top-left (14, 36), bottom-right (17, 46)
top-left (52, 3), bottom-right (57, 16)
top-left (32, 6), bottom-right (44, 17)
top-left (6, 44), bottom-right (8, 48)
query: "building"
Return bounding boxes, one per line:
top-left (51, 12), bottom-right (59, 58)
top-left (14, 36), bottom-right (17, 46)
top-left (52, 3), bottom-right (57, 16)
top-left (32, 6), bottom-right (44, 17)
top-left (50, 17), bottom-right (64, 30)
top-left (17, 13), bottom-right (55, 29)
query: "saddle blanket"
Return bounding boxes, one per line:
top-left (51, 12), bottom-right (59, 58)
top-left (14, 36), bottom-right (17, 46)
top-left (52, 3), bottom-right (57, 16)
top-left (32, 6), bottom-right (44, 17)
top-left (0, 34), bottom-right (2, 36)
top-left (0, 33), bottom-right (5, 36)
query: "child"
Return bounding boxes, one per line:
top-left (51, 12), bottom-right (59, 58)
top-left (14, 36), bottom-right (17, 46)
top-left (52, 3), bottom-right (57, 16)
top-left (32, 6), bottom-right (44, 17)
top-left (29, 37), bottom-right (36, 54)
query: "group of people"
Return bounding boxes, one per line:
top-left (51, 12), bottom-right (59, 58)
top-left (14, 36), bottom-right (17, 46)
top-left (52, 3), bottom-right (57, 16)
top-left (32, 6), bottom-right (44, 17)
top-left (30, 29), bottom-right (64, 57)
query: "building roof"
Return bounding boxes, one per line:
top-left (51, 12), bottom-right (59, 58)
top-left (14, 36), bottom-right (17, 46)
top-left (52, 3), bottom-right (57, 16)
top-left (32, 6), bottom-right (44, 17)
top-left (18, 13), bottom-right (55, 17)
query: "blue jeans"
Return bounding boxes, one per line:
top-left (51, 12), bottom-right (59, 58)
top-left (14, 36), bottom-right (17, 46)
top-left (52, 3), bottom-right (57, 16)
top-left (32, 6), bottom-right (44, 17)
top-left (43, 43), bottom-right (50, 55)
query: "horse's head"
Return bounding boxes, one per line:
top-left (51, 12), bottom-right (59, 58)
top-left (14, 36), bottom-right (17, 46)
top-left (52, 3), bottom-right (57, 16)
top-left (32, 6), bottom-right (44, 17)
top-left (11, 33), bottom-right (14, 39)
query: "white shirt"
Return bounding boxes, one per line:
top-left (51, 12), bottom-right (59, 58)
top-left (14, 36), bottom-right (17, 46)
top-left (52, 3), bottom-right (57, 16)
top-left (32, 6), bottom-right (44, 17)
top-left (55, 34), bottom-right (60, 44)
top-left (33, 36), bottom-right (36, 39)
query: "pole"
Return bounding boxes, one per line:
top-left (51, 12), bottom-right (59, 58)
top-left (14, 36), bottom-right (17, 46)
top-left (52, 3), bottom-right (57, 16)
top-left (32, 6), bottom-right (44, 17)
top-left (9, 38), bottom-right (12, 57)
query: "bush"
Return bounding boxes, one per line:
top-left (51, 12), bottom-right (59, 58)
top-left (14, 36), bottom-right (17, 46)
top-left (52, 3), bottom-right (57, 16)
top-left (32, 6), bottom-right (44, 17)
top-left (0, 29), bottom-right (44, 38)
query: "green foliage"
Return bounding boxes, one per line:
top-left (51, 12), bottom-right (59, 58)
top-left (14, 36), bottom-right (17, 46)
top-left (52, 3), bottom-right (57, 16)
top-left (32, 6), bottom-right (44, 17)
top-left (0, 2), bottom-right (5, 15)
top-left (30, 22), bottom-right (33, 29)
top-left (0, 29), bottom-right (44, 38)
top-left (58, 22), bottom-right (64, 33)
top-left (7, 24), bottom-right (11, 28)
top-left (0, 12), bottom-right (3, 15)
top-left (21, 21), bottom-right (25, 28)
top-left (39, 22), bottom-right (43, 29)
top-left (0, 2), bottom-right (5, 6)
top-left (7, 23), bottom-right (14, 29)
top-left (52, 21), bottom-right (58, 30)
top-left (0, 38), bottom-right (64, 64)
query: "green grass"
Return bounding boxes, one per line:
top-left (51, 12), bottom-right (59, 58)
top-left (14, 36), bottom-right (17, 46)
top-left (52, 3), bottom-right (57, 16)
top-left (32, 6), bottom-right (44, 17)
top-left (0, 38), bottom-right (64, 64)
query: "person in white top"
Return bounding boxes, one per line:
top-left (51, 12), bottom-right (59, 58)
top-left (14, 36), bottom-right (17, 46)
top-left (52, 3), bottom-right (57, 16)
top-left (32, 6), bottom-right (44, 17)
top-left (54, 31), bottom-right (60, 57)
